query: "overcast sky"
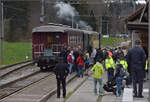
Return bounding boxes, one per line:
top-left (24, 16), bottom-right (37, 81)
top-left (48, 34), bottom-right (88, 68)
top-left (136, 0), bottom-right (146, 4)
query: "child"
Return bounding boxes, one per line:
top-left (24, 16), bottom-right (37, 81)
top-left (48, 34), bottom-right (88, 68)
top-left (115, 64), bottom-right (126, 96)
top-left (84, 51), bottom-right (90, 76)
top-left (91, 59), bottom-right (104, 96)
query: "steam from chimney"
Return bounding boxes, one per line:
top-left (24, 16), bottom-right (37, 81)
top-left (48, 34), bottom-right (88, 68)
top-left (54, 2), bottom-right (93, 30)
top-left (55, 2), bottom-right (78, 21)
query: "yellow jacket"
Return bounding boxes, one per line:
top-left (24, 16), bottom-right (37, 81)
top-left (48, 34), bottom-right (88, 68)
top-left (105, 56), bottom-right (115, 70)
top-left (86, 53), bottom-right (90, 59)
top-left (91, 62), bottom-right (104, 79)
top-left (120, 60), bottom-right (128, 69)
top-left (145, 60), bottom-right (148, 70)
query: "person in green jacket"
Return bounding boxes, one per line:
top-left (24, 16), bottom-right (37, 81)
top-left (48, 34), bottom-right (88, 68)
top-left (145, 58), bottom-right (149, 80)
top-left (91, 59), bottom-right (104, 96)
top-left (118, 52), bottom-right (128, 70)
top-left (105, 52), bottom-right (116, 81)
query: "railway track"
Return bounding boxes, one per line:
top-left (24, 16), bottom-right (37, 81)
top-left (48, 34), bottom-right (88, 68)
top-left (0, 60), bottom-right (77, 102)
top-left (0, 70), bottom-right (53, 100)
top-left (0, 72), bottom-right (77, 102)
top-left (0, 60), bottom-right (34, 79)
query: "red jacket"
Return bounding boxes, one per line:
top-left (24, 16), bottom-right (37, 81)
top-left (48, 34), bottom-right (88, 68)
top-left (67, 54), bottom-right (73, 63)
top-left (76, 56), bottom-right (84, 66)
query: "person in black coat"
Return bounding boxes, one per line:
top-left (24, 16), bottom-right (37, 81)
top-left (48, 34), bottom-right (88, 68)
top-left (94, 48), bottom-right (103, 62)
top-left (127, 39), bottom-right (146, 98)
top-left (54, 59), bottom-right (69, 98)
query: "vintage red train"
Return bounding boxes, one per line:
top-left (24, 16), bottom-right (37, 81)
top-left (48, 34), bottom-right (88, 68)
top-left (32, 23), bottom-right (100, 71)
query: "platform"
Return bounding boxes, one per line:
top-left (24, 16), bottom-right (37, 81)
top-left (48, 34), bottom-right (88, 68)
top-left (63, 72), bottom-right (149, 102)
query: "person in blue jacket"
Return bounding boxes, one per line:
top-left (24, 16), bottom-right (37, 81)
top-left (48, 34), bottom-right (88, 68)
top-left (127, 39), bottom-right (146, 98)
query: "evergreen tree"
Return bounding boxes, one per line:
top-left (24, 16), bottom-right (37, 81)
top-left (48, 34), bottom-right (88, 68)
top-left (5, 1), bottom-right (30, 42)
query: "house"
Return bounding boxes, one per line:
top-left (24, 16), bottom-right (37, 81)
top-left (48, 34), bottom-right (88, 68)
top-left (125, 2), bottom-right (149, 57)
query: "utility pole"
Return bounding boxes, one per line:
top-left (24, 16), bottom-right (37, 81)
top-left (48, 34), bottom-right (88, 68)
top-left (72, 14), bottom-right (74, 28)
top-left (40, 0), bottom-right (45, 23)
top-left (99, 17), bottom-right (102, 48)
top-left (1, 0), bottom-right (4, 62)
top-left (107, 22), bottom-right (109, 36)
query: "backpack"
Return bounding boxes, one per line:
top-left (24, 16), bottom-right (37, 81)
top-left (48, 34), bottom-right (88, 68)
top-left (119, 64), bottom-right (126, 77)
top-left (117, 64), bottom-right (126, 77)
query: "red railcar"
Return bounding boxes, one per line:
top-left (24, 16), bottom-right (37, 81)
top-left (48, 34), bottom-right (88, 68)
top-left (32, 24), bottom-right (100, 71)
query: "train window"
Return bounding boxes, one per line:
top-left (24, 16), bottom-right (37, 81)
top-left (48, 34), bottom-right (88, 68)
top-left (56, 35), bottom-right (60, 39)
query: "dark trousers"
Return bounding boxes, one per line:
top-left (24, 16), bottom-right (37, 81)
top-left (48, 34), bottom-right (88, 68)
top-left (132, 69), bottom-right (144, 96)
top-left (107, 68), bottom-right (114, 81)
top-left (57, 78), bottom-right (66, 97)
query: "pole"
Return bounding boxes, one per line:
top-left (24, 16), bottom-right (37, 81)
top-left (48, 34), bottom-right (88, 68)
top-left (72, 14), bottom-right (74, 28)
top-left (148, 1), bottom-right (150, 101)
top-left (1, 1), bottom-right (4, 62)
top-left (40, 0), bottom-right (44, 23)
top-left (99, 17), bottom-right (102, 48)
top-left (107, 22), bottom-right (109, 36)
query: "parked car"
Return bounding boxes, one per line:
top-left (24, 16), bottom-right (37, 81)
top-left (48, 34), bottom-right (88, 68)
top-left (116, 34), bottom-right (128, 38)
top-left (103, 35), bottom-right (109, 38)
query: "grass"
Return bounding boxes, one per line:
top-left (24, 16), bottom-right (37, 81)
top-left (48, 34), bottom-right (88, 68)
top-left (0, 41), bottom-right (32, 65)
top-left (0, 37), bottom-right (125, 65)
top-left (101, 37), bottom-right (125, 47)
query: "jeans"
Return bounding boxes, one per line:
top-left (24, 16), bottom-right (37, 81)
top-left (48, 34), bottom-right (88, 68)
top-left (107, 68), bottom-right (114, 81)
top-left (116, 77), bottom-right (123, 96)
top-left (68, 63), bottom-right (73, 74)
top-left (89, 58), bottom-right (94, 64)
top-left (77, 66), bottom-right (84, 77)
top-left (94, 78), bottom-right (103, 94)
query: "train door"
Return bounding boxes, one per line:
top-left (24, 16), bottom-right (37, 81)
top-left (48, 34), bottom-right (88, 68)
top-left (47, 32), bottom-right (65, 56)
top-left (90, 34), bottom-right (99, 49)
top-left (61, 33), bottom-right (68, 48)
top-left (83, 34), bottom-right (89, 50)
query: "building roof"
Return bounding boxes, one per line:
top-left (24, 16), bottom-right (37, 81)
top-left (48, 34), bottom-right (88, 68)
top-left (127, 22), bottom-right (148, 30)
top-left (125, 5), bottom-right (145, 22)
top-left (125, 2), bottom-right (149, 30)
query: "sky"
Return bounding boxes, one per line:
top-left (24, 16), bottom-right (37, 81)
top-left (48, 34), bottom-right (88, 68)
top-left (136, 0), bottom-right (146, 4)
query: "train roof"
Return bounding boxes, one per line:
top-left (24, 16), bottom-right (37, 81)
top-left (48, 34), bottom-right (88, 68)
top-left (32, 25), bottom-right (67, 33)
top-left (32, 25), bottom-right (99, 35)
top-left (82, 30), bottom-right (99, 35)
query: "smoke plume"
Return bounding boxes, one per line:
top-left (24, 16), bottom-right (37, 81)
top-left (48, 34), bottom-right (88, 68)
top-left (54, 2), bottom-right (92, 30)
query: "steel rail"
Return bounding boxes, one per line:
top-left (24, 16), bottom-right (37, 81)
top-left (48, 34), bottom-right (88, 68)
top-left (0, 60), bottom-right (33, 70)
top-left (0, 72), bottom-right (54, 100)
top-left (0, 60), bottom-right (34, 78)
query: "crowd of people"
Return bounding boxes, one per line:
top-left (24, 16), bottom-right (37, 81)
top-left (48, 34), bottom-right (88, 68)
top-left (54, 39), bottom-right (149, 98)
